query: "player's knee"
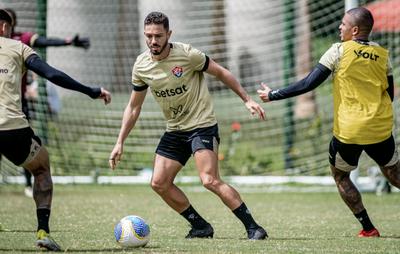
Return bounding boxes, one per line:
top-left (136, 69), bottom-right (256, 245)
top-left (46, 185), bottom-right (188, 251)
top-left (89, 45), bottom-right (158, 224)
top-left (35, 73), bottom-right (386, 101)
top-left (150, 179), bottom-right (169, 194)
top-left (35, 172), bottom-right (53, 192)
top-left (330, 166), bottom-right (350, 183)
top-left (200, 174), bottom-right (221, 191)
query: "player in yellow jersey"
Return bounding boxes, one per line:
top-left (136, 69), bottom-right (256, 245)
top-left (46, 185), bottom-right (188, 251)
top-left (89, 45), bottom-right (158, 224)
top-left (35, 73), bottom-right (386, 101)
top-left (0, 10), bottom-right (111, 251)
top-left (258, 7), bottom-right (400, 238)
top-left (109, 11), bottom-right (267, 240)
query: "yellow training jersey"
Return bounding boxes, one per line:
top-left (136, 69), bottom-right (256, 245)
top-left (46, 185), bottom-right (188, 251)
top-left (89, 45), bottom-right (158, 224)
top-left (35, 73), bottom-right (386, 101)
top-left (319, 40), bottom-right (392, 144)
top-left (132, 42), bottom-right (217, 132)
top-left (0, 37), bottom-right (36, 130)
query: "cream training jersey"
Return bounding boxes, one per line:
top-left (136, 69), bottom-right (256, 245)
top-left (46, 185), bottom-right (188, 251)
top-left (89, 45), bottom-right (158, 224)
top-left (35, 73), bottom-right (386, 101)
top-left (132, 42), bottom-right (217, 132)
top-left (0, 37), bottom-right (36, 130)
top-left (319, 40), bottom-right (393, 144)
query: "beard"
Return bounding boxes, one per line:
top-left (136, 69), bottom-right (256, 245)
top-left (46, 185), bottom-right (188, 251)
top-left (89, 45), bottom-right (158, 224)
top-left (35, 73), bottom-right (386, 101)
top-left (149, 41), bottom-right (168, 55)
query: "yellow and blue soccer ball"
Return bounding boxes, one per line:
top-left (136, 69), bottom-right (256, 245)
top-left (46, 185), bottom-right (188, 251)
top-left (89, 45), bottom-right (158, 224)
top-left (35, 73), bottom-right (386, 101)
top-left (114, 215), bottom-right (150, 248)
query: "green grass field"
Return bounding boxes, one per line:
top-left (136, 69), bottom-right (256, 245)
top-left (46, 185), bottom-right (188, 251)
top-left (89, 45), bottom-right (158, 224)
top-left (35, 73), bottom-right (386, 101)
top-left (1, 184), bottom-right (399, 253)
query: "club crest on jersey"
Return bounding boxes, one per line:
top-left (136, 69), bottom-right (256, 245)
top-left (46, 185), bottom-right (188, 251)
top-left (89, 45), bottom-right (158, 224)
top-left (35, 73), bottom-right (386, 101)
top-left (172, 66), bottom-right (183, 77)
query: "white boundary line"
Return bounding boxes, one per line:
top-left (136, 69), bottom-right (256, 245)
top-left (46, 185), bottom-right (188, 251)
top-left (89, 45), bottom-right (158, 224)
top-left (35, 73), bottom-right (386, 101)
top-left (2, 175), bottom-right (397, 193)
top-left (0, 175), bottom-right (372, 185)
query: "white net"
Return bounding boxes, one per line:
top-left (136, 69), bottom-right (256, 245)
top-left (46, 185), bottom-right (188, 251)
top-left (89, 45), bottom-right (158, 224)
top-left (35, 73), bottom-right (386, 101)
top-left (0, 0), bottom-right (399, 178)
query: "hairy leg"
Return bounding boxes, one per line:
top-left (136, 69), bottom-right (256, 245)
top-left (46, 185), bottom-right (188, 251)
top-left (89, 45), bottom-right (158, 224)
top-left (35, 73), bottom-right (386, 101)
top-left (194, 149), bottom-right (242, 210)
top-left (24, 147), bottom-right (53, 209)
top-left (151, 154), bottom-right (190, 213)
top-left (330, 165), bottom-right (365, 214)
top-left (380, 161), bottom-right (400, 188)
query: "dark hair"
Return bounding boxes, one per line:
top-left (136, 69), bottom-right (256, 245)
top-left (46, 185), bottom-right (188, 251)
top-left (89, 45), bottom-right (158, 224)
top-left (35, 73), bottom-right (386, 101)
top-left (0, 9), bottom-right (12, 25)
top-left (347, 7), bottom-right (374, 35)
top-left (4, 8), bottom-right (16, 26)
top-left (144, 11), bottom-right (169, 31)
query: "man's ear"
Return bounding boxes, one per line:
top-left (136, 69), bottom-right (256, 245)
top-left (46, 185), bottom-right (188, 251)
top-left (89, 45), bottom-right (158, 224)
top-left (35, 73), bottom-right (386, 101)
top-left (352, 25), bottom-right (359, 36)
top-left (0, 22), bottom-right (11, 37)
top-left (0, 22), bottom-right (5, 36)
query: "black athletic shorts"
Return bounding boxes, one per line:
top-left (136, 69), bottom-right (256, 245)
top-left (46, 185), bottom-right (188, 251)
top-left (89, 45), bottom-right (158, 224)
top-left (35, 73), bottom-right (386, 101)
top-left (156, 124), bottom-right (220, 166)
top-left (0, 127), bottom-right (42, 166)
top-left (329, 135), bottom-right (398, 172)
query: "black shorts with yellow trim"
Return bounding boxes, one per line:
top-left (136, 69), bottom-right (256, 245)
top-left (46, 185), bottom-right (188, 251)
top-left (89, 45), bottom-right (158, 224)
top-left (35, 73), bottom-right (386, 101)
top-left (0, 127), bottom-right (42, 166)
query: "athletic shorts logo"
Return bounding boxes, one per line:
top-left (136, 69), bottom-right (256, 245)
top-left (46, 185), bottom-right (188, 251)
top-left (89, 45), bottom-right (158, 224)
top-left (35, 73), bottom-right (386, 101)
top-left (172, 66), bottom-right (183, 77)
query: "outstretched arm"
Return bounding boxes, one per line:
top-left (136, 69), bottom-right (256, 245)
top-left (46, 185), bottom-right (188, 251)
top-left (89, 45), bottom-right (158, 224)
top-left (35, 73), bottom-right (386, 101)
top-left (25, 54), bottom-right (110, 104)
top-left (258, 63), bottom-right (331, 102)
top-left (33, 36), bottom-right (71, 47)
top-left (109, 89), bottom-right (147, 170)
top-left (33, 34), bottom-right (90, 49)
top-left (205, 58), bottom-right (266, 120)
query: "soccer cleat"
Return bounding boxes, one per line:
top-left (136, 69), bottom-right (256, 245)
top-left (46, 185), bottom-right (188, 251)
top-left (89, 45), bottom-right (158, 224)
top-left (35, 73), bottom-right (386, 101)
top-left (247, 226), bottom-right (268, 240)
top-left (358, 228), bottom-right (380, 238)
top-left (36, 229), bottom-right (62, 251)
top-left (185, 223), bottom-right (214, 239)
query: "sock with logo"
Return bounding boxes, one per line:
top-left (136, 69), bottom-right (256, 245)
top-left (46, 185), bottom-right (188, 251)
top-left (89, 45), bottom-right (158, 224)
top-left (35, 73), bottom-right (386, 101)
top-left (232, 202), bottom-right (259, 230)
top-left (354, 209), bottom-right (375, 231)
top-left (37, 208), bottom-right (51, 233)
top-left (180, 205), bottom-right (209, 229)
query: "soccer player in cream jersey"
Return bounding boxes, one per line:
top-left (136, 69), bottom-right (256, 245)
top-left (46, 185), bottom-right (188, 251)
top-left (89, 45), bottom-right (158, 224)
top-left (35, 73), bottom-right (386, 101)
top-left (109, 11), bottom-right (267, 240)
top-left (0, 10), bottom-right (111, 251)
top-left (4, 8), bottom-right (90, 198)
top-left (258, 7), bottom-right (400, 237)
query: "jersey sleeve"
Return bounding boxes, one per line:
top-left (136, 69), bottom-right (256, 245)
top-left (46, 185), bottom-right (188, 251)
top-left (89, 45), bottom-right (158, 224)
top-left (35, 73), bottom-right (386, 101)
top-left (131, 58), bottom-right (148, 91)
top-left (186, 44), bottom-right (207, 71)
top-left (21, 43), bottom-right (37, 73)
top-left (21, 43), bottom-right (36, 60)
top-left (319, 43), bottom-right (342, 72)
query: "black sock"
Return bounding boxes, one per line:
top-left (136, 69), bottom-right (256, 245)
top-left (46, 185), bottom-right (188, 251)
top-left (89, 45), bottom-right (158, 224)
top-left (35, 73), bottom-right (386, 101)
top-left (232, 203), bottom-right (259, 230)
top-left (354, 209), bottom-right (375, 231)
top-left (37, 209), bottom-right (51, 233)
top-left (180, 205), bottom-right (208, 229)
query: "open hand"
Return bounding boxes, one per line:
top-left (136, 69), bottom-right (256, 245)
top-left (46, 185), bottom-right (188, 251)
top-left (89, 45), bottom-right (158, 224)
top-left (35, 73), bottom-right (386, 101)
top-left (257, 83), bottom-right (272, 102)
top-left (109, 144), bottom-right (123, 170)
top-left (245, 98), bottom-right (266, 120)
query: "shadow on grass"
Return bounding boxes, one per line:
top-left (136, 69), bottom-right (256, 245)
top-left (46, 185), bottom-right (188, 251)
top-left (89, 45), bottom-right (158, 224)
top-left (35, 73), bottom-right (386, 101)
top-left (215, 235), bottom-right (400, 241)
top-left (380, 235), bottom-right (400, 239)
top-left (214, 236), bottom-right (314, 241)
top-left (0, 246), bottom-right (161, 252)
top-left (0, 229), bottom-right (70, 233)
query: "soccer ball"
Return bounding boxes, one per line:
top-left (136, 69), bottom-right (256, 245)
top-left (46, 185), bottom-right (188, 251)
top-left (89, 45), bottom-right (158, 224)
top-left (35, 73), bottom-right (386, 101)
top-left (114, 215), bottom-right (150, 248)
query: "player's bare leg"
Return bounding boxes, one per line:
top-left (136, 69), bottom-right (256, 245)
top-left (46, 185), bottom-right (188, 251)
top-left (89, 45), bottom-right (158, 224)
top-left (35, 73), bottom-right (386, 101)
top-left (330, 165), bottom-right (379, 237)
top-left (151, 154), bottom-right (189, 212)
top-left (151, 154), bottom-right (213, 238)
top-left (194, 149), bottom-right (242, 209)
top-left (194, 149), bottom-right (267, 240)
top-left (380, 161), bottom-right (400, 188)
top-left (330, 165), bottom-right (364, 213)
top-left (24, 147), bottom-right (61, 251)
top-left (25, 147), bottom-right (52, 210)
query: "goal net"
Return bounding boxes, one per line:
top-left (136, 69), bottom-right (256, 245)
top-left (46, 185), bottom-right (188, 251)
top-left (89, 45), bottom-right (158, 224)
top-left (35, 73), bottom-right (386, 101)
top-left (1, 0), bottom-right (399, 179)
